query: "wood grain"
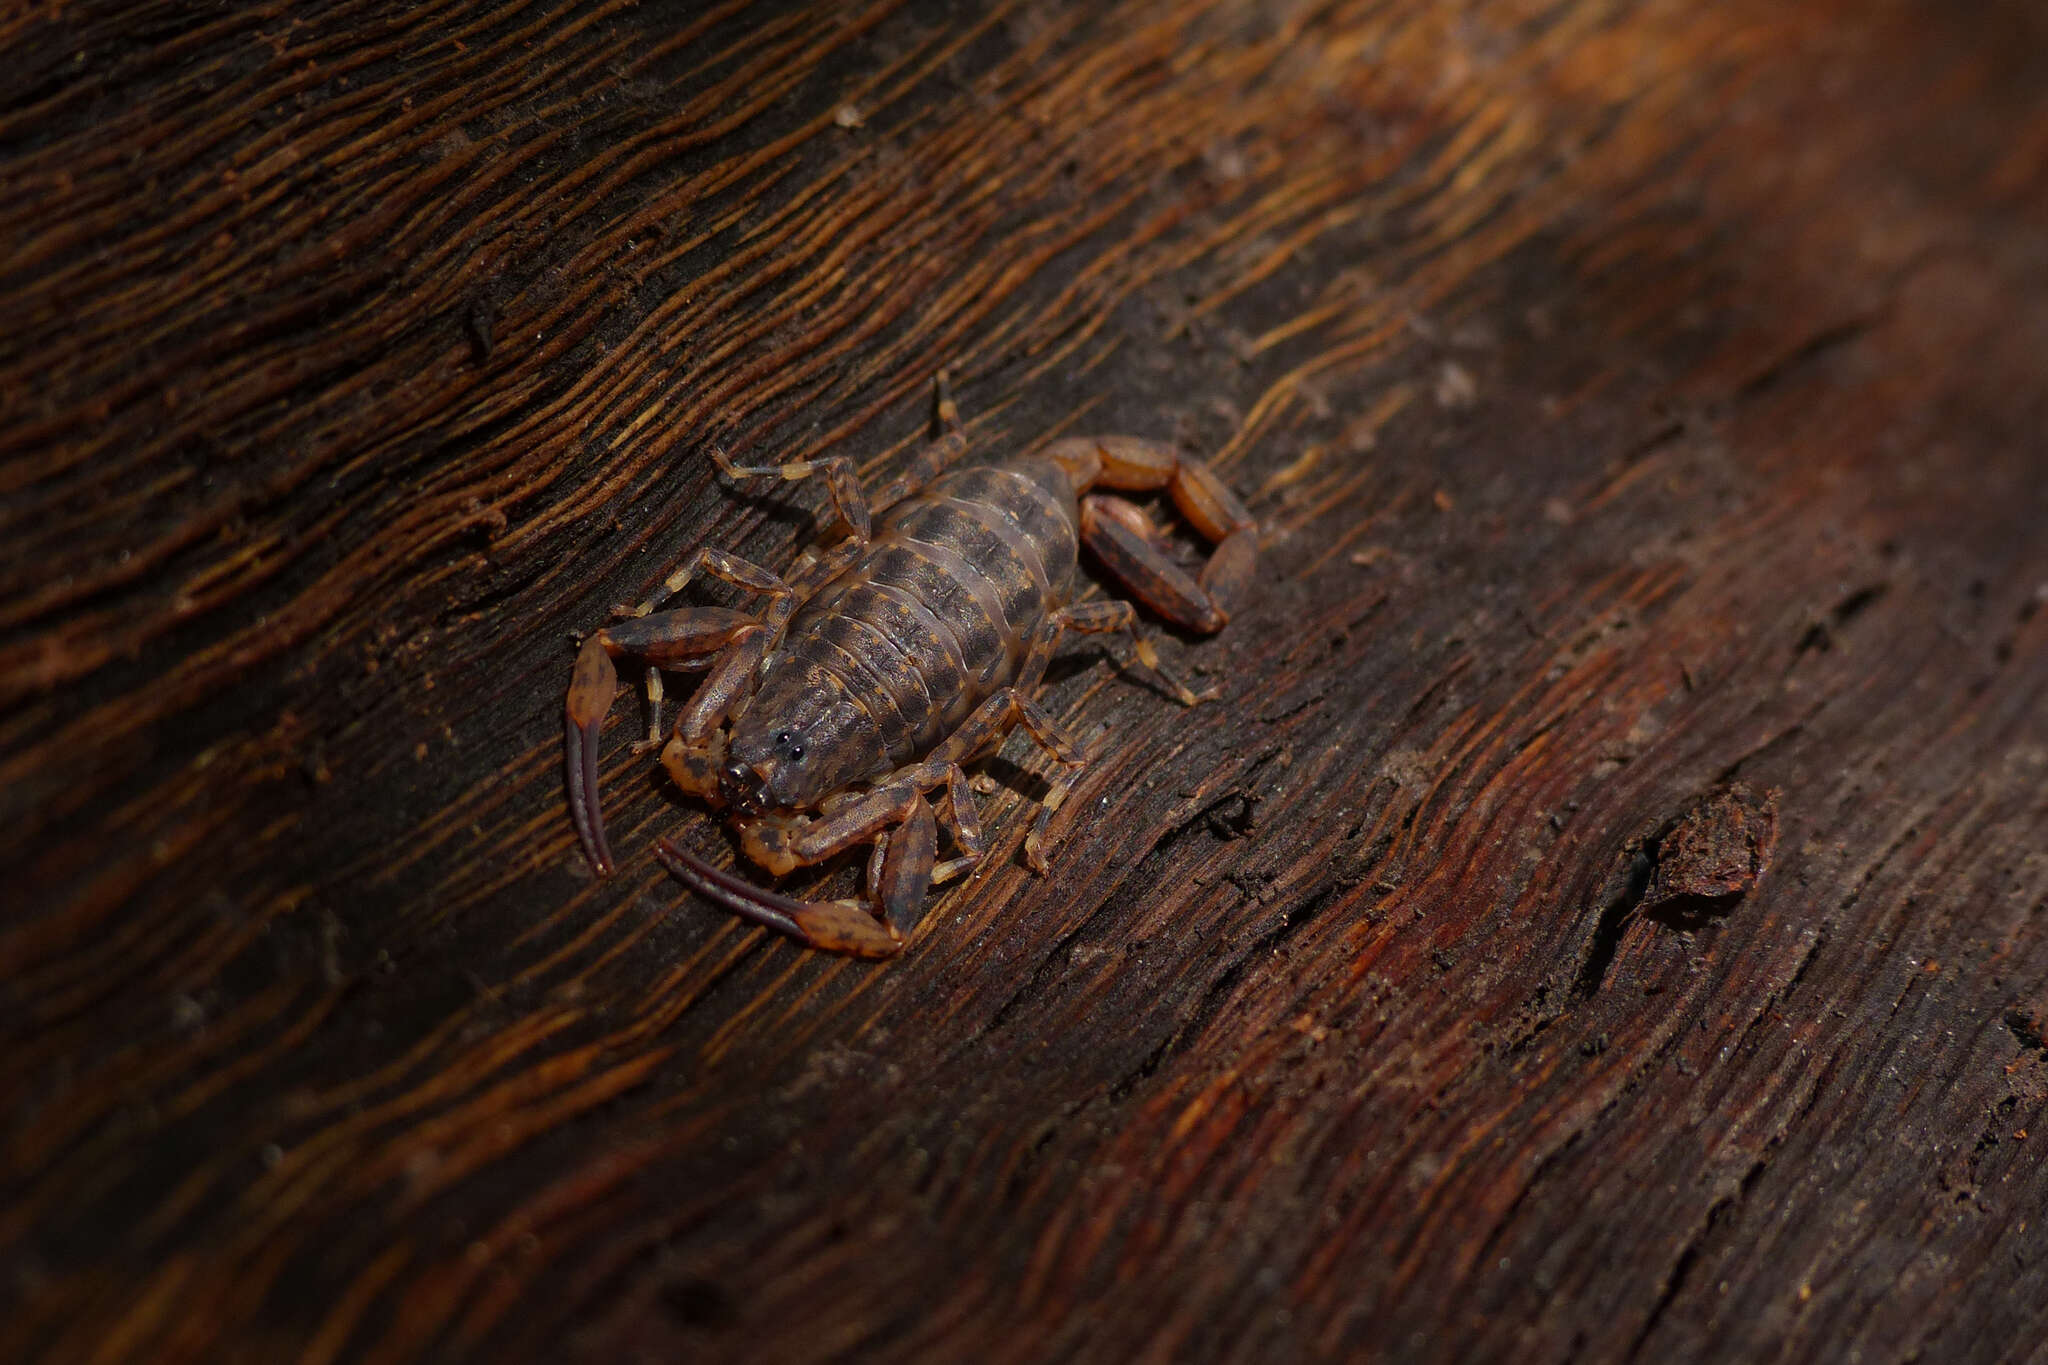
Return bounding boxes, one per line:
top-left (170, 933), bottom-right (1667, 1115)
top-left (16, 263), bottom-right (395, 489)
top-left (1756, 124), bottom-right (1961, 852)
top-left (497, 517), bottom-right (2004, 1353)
top-left (5, 1), bottom-right (2046, 1361)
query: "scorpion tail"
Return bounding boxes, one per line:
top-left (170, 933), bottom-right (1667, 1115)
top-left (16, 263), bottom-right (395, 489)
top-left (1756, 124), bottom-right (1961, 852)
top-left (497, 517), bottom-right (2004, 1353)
top-left (654, 839), bottom-right (904, 960)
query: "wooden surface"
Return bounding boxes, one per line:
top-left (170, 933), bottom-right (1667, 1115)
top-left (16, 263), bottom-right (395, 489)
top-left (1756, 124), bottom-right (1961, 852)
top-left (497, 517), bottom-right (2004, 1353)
top-left (5, 1), bottom-right (2047, 1360)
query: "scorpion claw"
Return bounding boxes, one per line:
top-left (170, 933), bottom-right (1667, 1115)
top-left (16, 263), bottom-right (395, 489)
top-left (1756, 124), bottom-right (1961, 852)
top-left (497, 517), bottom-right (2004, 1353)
top-left (565, 717), bottom-right (615, 878)
top-left (565, 633), bottom-right (619, 877)
top-left (654, 839), bottom-right (904, 960)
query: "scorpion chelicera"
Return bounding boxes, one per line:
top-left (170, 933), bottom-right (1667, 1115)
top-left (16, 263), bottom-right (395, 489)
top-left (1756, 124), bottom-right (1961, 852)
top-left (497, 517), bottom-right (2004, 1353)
top-left (565, 374), bottom-right (1256, 957)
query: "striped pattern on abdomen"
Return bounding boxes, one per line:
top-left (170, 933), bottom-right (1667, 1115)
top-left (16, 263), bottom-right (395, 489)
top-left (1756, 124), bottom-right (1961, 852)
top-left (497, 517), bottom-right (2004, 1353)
top-left (783, 462), bottom-right (1080, 766)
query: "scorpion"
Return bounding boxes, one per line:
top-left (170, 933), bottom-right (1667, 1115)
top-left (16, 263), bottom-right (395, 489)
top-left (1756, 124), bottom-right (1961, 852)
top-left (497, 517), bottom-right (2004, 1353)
top-left (565, 374), bottom-right (1256, 958)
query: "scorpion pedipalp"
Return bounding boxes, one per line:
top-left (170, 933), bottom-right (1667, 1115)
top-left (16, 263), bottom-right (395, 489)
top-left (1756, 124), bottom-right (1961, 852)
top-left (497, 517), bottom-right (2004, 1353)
top-left (654, 839), bottom-right (905, 959)
top-left (565, 634), bottom-right (621, 877)
top-left (564, 607), bottom-right (774, 878)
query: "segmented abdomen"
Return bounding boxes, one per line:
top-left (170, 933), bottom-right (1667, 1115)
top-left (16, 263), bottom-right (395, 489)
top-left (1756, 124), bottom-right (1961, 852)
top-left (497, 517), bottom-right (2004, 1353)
top-left (784, 459), bottom-right (1079, 765)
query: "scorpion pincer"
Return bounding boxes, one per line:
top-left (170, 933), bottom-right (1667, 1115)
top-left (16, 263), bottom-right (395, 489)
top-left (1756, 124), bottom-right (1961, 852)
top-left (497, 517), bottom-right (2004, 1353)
top-left (565, 374), bottom-right (1256, 958)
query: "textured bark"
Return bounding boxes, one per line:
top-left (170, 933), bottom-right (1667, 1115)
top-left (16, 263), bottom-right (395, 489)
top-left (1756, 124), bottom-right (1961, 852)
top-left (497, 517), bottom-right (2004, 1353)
top-left (5, 1), bottom-right (2047, 1361)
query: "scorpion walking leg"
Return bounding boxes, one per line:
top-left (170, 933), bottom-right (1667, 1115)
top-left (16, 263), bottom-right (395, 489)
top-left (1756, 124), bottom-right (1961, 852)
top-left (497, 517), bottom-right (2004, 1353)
top-left (566, 607), bottom-right (764, 877)
top-left (932, 764), bottom-right (985, 883)
top-left (616, 545), bottom-right (792, 620)
top-left (613, 546), bottom-right (792, 741)
top-left (879, 764), bottom-right (990, 892)
top-left (925, 687), bottom-right (1088, 875)
top-left (870, 369), bottom-right (970, 512)
top-left (866, 793), bottom-right (938, 936)
top-left (1050, 599), bottom-right (1206, 706)
top-left (714, 445), bottom-right (874, 544)
top-left (722, 365), bottom-right (964, 546)
top-left (886, 604), bottom-right (1166, 879)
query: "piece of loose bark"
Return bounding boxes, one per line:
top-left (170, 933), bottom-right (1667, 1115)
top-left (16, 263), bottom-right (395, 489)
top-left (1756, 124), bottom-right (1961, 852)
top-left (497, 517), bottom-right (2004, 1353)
top-left (1642, 783), bottom-right (1781, 914)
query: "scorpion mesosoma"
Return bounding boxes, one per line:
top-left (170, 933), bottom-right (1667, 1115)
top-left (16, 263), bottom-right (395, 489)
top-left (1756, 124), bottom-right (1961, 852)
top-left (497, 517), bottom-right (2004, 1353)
top-left (565, 375), bottom-right (1256, 958)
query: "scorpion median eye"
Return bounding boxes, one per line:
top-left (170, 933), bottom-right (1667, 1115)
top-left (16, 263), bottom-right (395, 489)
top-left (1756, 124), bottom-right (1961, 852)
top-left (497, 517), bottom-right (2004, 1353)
top-left (790, 745), bottom-right (805, 761)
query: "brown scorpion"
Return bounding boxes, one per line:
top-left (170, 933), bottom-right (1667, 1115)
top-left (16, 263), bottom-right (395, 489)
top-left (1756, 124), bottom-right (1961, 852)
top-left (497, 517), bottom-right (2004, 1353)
top-left (565, 375), bottom-right (1256, 958)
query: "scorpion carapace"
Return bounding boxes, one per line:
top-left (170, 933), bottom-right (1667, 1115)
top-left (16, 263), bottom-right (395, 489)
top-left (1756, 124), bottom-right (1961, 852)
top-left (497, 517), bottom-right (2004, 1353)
top-left (565, 374), bottom-right (1257, 958)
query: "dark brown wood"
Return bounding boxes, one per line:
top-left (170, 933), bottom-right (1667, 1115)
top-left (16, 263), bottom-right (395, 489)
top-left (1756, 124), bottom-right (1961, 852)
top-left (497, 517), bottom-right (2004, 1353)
top-left (5, 2), bottom-right (2046, 1361)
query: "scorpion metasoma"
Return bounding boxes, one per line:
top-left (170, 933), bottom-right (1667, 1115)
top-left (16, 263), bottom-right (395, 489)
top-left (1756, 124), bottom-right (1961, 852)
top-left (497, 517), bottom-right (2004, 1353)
top-left (566, 374), bottom-right (1256, 957)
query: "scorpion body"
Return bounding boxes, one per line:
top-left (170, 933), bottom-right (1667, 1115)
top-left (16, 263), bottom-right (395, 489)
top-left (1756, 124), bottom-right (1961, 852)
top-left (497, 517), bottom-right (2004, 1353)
top-left (566, 376), bottom-right (1255, 957)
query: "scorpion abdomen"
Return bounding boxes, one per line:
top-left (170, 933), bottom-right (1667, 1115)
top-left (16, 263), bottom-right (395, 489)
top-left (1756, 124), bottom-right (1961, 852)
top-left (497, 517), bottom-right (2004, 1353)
top-left (779, 458), bottom-right (1081, 769)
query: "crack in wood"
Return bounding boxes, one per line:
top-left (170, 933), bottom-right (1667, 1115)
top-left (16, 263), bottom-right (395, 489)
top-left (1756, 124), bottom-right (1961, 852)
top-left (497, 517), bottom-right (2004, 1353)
top-left (1733, 317), bottom-right (1877, 402)
top-left (1790, 581), bottom-right (1891, 664)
